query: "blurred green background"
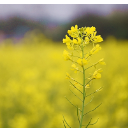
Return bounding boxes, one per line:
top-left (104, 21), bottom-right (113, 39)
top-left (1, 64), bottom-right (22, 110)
top-left (0, 4), bottom-right (128, 128)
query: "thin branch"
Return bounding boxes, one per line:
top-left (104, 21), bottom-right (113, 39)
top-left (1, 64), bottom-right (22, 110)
top-left (63, 120), bottom-right (67, 128)
top-left (86, 90), bottom-right (96, 97)
top-left (65, 96), bottom-right (82, 112)
top-left (90, 118), bottom-right (99, 125)
top-left (72, 55), bottom-right (82, 59)
top-left (84, 96), bottom-right (94, 107)
top-left (71, 59), bottom-right (79, 65)
top-left (69, 89), bottom-right (82, 102)
top-left (69, 81), bottom-right (83, 94)
top-left (85, 64), bottom-right (94, 71)
top-left (83, 103), bottom-right (102, 116)
top-left (85, 79), bottom-right (93, 87)
top-left (63, 116), bottom-right (72, 128)
top-left (77, 106), bottom-right (80, 125)
top-left (82, 116), bottom-right (99, 127)
top-left (67, 75), bottom-right (83, 86)
top-left (85, 118), bottom-right (92, 128)
top-left (84, 61), bottom-right (99, 71)
top-left (85, 75), bottom-right (92, 80)
top-left (86, 86), bottom-right (103, 97)
top-left (76, 69), bottom-right (83, 73)
top-left (71, 78), bottom-right (83, 86)
top-left (85, 54), bottom-right (92, 60)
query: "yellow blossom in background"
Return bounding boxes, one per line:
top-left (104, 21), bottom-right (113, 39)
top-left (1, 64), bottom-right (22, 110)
top-left (0, 29), bottom-right (127, 128)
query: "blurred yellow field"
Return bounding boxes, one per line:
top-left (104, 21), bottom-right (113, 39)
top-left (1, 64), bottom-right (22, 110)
top-left (0, 31), bottom-right (127, 128)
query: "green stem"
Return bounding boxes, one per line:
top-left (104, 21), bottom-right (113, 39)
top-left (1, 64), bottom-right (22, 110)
top-left (79, 44), bottom-right (86, 128)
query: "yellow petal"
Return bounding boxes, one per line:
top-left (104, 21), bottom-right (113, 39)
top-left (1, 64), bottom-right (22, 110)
top-left (94, 35), bottom-right (103, 43)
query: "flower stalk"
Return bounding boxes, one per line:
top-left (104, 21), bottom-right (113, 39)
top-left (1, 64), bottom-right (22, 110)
top-left (62, 25), bottom-right (105, 128)
top-left (79, 41), bottom-right (86, 128)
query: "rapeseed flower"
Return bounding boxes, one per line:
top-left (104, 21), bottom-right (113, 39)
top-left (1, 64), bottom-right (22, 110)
top-left (85, 37), bottom-right (90, 44)
top-left (93, 35), bottom-right (103, 43)
top-left (93, 68), bottom-right (103, 79)
top-left (63, 25), bottom-right (105, 128)
top-left (77, 58), bottom-right (88, 67)
top-left (68, 25), bottom-right (79, 38)
top-left (85, 26), bottom-right (96, 36)
top-left (73, 38), bottom-right (82, 45)
top-left (63, 35), bottom-right (72, 45)
top-left (63, 35), bottom-right (74, 50)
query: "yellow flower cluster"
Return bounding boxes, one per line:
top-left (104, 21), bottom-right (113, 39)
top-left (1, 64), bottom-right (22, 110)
top-left (63, 25), bottom-right (103, 50)
top-left (63, 25), bottom-right (105, 80)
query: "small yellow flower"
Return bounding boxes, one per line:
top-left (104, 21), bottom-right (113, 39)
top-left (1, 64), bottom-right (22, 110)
top-left (93, 35), bottom-right (103, 43)
top-left (85, 26), bottom-right (96, 35)
top-left (90, 44), bottom-right (101, 55)
top-left (68, 25), bottom-right (78, 33)
top-left (73, 38), bottom-right (78, 44)
top-left (94, 73), bottom-right (101, 79)
top-left (72, 38), bottom-right (82, 45)
top-left (85, 37), bottom-right (90, 44)
top-left (67, 45), bottom-right (74, 50)
top-left (63, 35), bottom-right (72, 45)
top-left (77, 37), bottom-right (82, 45)
top-left (92, 68), bottom-right (103, 79)
top-left (77, 58), bottom-right (88, 66)
top-left (71, 64), bottom-right (78, 73)
top-left (98, 58), bottom-right (106, 65)
top-left (63, 50), bottom-right (71, 60)
top-left (71, 64), bottom-right (77, 68)
top-left (63, 35), bottom-right (75, 50)
top-left (68, 25), bottom-right (79, 38)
